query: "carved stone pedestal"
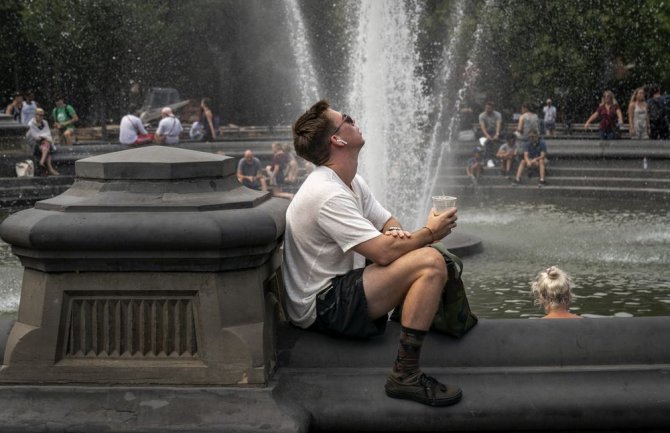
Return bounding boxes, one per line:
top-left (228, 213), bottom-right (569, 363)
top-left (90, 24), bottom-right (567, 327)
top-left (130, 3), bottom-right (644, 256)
top-left (0, 146), bottom-right (288, 385)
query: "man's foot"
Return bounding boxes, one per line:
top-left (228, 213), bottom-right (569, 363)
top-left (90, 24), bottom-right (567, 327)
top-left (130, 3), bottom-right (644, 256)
top-left (385, 373), bottom-right (462, 407)
top-left (511, 178), bottom-right (521, 186)
top-left (538, 179), bottom-right (547, 187)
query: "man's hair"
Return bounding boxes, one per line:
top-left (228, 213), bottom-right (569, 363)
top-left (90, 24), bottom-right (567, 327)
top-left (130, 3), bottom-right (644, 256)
top-left (292, 100), bottom-right (334, 166)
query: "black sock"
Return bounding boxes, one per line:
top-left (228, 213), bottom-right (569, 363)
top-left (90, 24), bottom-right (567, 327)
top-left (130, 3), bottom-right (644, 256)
top-left (391, 326), bottom-right (427, 383)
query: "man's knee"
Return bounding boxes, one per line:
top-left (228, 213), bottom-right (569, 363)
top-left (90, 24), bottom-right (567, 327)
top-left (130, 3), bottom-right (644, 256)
top-left (419, 247), bottom-right (447, 281)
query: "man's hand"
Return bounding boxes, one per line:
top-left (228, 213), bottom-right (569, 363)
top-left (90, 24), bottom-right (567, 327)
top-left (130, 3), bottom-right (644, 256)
top-left (384, 228), bottom-right (412, 239)
top-left (425, 207), bottom-right (458, 241)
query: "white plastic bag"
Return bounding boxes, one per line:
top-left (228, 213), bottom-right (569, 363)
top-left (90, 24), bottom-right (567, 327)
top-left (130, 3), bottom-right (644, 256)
top-left (15, 160), bottom-right (34, 177)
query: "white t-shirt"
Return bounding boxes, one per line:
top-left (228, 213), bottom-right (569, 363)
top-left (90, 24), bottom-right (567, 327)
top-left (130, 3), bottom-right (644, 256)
top-left (21, 101), bottom-right (37, 126)
top-left (119, 114), bottom-right (147, 145)
top-left (156, 116), bottom-right (183, 144)
top-left (543, 105), bottom-right (557, 123)
top-left (282, 166), bottom-right (392, 328)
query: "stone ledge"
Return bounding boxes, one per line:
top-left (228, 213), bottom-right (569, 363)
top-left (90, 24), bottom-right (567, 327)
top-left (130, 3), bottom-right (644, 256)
top-left (0, 318), bottom-right (667, 432)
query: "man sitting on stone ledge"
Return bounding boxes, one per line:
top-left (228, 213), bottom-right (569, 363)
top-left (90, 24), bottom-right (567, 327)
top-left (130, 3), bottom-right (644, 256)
top-left (283, 100), bottom-right (462, 407)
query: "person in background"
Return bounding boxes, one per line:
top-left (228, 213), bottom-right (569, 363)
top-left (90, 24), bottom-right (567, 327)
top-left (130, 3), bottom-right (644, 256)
top-left (283, 100), bottom-right (462, 407)
top-left (26, 108), bottom-right (59, 176)
top-left (584, 90), bottom-right (624, 140)
top-left (266, 142), bottom-right (294, 199)
top-left (516, 102), bottom-right (540, 143)
top-left (154, 107), bottom-right (183, 145)
top-left (646, 86), bottom-right (669, 140)
top-left (20, 90), bottom-right (38, 126)
top-left (627, 87), bottom-right (650, 140)
top-left (496, 134), bottom-right (521, 179)
top-left (478, 101), bottom-right (502, 166)
top-left (542, 99), bottom-right (557, 137)
top-left (236, 149), bottom-right (267, 191)
top-left (465, 146), bottom-right (483, 185)
top-left (199, 97), bottom-right (218, 142)
top-left (119, 105), bottom-right (153, 145)
top-left (5, 92), bottom-right (24, 122)
top-left (531, 266), bottom-right (581, 319)
top-left (283, 143), bottom-right (299, 184)
top-left (513, 131), bottom-right (547, 187)
top-left (52, 96), bottom-right (79, 148)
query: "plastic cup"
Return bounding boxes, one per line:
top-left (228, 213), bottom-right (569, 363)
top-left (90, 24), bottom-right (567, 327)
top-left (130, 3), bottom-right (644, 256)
top-left (432, 195), bottom-right (457, 215)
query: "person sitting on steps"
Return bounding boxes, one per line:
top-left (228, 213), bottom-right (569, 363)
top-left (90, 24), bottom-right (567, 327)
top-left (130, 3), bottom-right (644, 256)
top-left (513, 131), bottom-right (547, 187)
top-left (496, 134), bottom-right (521, 179)
top-left (26, 108), bottom-right (59, 176)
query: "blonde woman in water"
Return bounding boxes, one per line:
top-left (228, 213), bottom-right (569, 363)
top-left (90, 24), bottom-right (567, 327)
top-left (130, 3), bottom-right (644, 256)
top-left (531, 266), bottom-right (581, 319)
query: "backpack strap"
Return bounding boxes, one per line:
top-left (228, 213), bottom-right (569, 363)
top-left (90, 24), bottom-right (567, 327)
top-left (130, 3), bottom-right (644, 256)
top-left (430, 242), bottom-right (463, 277)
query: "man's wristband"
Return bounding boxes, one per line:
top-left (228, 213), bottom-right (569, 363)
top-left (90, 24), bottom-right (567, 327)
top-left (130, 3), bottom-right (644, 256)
top-left (388, 226), bottom-right (402, 231)
top-left (422, 226), bottom-right (435, 244)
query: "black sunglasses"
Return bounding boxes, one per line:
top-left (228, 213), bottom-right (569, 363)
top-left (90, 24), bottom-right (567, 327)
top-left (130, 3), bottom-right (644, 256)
top-left (333, 113), bottom-right (355, 135)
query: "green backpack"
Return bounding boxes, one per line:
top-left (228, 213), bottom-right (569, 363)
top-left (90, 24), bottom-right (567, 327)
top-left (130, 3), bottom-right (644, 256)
top-left (391, 242), bottom-right (478, 338)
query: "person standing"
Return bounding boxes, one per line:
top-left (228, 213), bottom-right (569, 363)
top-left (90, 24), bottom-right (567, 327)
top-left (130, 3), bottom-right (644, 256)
top-left (542, 99), bottom-right (557, 137)
top-left (20, 90), bottom-right (38, 126)
top-left (627, 87), bottom-right (650, 139)
top-left (199, 97), bottom-right (219, 142)
top-left (52, 96), bottom-right (79, 148)
top-left (584, 90), bottom-right (624, 140)
top-left (646, 86), bottom-right (669, 140)
top-left (283, 100), bottom-right (462, 407)
top-left (154, 107), bottom-right (183, 145)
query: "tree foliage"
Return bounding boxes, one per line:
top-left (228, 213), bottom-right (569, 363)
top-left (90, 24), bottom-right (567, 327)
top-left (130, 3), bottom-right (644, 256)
top-left (1, 0), bottom-right (669, 127)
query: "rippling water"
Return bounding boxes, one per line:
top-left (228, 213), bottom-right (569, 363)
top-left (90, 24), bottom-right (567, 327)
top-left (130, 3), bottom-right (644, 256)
top-left (1, 198), bottom-right (669, 319)
top-left (457, 197), bottom-right (670, 319)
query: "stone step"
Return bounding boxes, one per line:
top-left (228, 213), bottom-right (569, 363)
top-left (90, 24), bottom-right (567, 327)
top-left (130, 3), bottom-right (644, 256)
top-left (441, 173), bottom-right (670, 189)
top-left (439, 183), bottom-right (670, 202)
top-left (439, 165), bottom-right (670, 179)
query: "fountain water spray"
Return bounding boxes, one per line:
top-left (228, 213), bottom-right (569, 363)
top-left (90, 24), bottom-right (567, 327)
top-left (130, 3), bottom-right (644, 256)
top-left (283, 0), bottom-right (321, 108)
top-left (419, 2), bottom-right (488, 225)
top-left (346, 0), bottom-right (429, 228)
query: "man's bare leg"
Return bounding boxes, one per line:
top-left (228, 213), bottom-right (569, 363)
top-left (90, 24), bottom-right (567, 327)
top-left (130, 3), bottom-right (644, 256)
top-left (363, 246), bottom-right (462, 406)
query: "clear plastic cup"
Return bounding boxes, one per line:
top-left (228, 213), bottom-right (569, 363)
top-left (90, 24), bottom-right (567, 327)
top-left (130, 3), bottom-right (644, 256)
top-left (432, 195), bottom-right (457, 215)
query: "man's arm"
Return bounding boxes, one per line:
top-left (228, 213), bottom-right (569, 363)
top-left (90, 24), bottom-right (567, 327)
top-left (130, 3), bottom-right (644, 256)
top-left (516, 115), bottom-right (524, 134)
top-left (479, 116), bottom-right (491, 140)
top-left (353, 208), bottom-right (457, 266)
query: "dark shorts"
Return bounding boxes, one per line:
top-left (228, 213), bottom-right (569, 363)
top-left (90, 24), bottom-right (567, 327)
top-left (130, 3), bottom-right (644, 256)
top-left (311, 268), bottom-right (387, 339)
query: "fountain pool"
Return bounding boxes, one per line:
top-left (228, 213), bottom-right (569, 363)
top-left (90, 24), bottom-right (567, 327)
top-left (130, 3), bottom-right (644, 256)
top-left (456, 196), bottom-right (670, 319)
top-left (2, 197), bottom-right (668, 319)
